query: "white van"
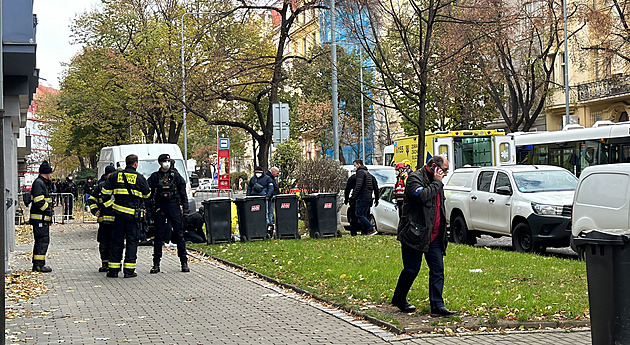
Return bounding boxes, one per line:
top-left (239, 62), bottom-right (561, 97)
top-left (571, 163), bottom-right (630, 254)
top-left (97, 144), bottom-right (196, 211)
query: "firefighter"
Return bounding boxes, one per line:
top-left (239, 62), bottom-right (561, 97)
top-left (30, 161), bottom-right (54, 272)
top-left (148, 153), bottom-right (190, 274)
top-left (87, 165), bottom-right (117, 272)
top-left (101, 154), bottom-right (151, 278)
top-left (394, 162), bottom-right (409, 220)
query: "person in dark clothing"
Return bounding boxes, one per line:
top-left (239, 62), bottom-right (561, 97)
top-left (343, 173), bottom-right (360, 236)
top-left (30, 161), bottom-right (54, 272)
top-left (101, 154), bottom-right (151, 278)
top-left (391, 155), bottom-right (457, 316)
top-left (246, 166), bottom-right (274, 225)
top-left (349, 160), bottom-right (379, 236)
top-left (87, 166), bottom-right (116, 272)
top-left (148, 153), bottom-right (190, 274)
top-left (265, 167), bottom-right (280, 225)
top-left (183, 206), bottom-right (206, 243)
top-left (61, 175), bottom-right (78, 220)
top-left (83, 176), bottom-right (96, 209)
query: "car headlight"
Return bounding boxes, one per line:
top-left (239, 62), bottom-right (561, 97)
top-left (531, 202), bottom-right (563, 215)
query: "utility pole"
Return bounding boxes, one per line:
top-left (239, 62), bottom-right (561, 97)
top-left (330, 0), bottom-right (339, 161)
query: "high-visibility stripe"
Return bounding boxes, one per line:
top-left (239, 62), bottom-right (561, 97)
top-left (112, 203), bottom-right (135, 215)
top-left (113, 188), bottom-right (147, 198)
top-left (123, 262), bottom-right (136, 269)
top-left (44, 198), bottom-right (52, 202)
top-left (33, 255), bottom-right (45, 260)
top-left (103, 198), bottom-right (114, 207)
top-left (102, 215), bottom-right (115, 222)
top-left (39, 202), bottom-right (49, 211)
top-left (88, 195), bottom-right (98, 202)
top-left (33, 195), bottom-right (44, 202)
top-left (30, 214), bottom-right (51, 222)
top-left (89, 204), bottom-right (98, 210)
top-left (108, 262), bottom-right (121, 269)
top-left (97, 216), bottom-right (104, 222)
top-left (101, 188), bottom-right (113, 195)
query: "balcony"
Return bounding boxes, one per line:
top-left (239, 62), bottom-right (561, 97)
top-left (577, 74), bottom-right (630, 102)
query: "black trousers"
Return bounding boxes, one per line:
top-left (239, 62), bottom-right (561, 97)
top-left (109, 212), bottom-right (140, 273)
top-left (97, 222), bottom-right (113, 265)
top-left (348, 202), bottom-right (360, 236)
top-left (153, 202), bottom-right (187, 265)
top-left (32, 221), bottom-right (50, 267)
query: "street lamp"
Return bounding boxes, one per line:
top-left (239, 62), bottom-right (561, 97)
top-left (330, 0), bottom-right (339, 161)
top-left (180, 11), bottom-right (230, 167)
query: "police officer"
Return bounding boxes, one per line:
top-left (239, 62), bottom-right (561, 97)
top-left (61, 175), bottom-right (78, 220)
top-left (87, 165), bottom-right (116, 272)
top-left (148, 154), bottom-right (190, 274)
top-left (101, 154), bottom-right (151, 278)
top-left (30, 161), bottom-right (54, 272)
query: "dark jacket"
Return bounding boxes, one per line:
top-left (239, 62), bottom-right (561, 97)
top-left (350, 166), bottom-right (375, 201)
top-left (86, 175), bottom-right (115, 223)
top-left (61, 179), bottom-right (78, 197)
top-left (83, 179), bottom-right (96, 195)
top-left (148, 167), bottom-right (189, 213)
top-left (265, 171), bottom-right (280, 196)
top-left (344, 174), bottom-right (357, 204)
top-left (101, 166), bottom-right (151, 217)
top-left (396, 167), bottom-right (447, 253)
top-left (30, 175), bottom-right (53, 224)
top-left (246, 173), bottom-right (274, 198)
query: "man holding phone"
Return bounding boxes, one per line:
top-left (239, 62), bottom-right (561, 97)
top-left (391, 155), bottom-right (457, 316)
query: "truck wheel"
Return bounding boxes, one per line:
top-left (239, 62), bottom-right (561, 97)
top-left (451, 216), bottom-right (476, 245)
top-left (512, 223), bottom-right (544, 253)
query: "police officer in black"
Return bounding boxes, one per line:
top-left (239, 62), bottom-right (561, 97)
top-left (101, 154), bottom-right (151, 278)
top-left (87, 165), bottom-right (117, 272)
top-left (148, 154), bottom-right (190, 274)
top-left (30, 161), bottom-right (54, 272)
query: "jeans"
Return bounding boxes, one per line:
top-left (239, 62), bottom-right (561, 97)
top-left (355, 198), bottom-right (373, 234)
top-left (392, 236), bottom-right (446, 310)
top-left (267, 199), bottom-right (274, 225)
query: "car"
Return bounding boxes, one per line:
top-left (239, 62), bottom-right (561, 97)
top-left (340, 165), bottom-right (397, 232)
top-left (571, 163), bottom-right (630, 256)
top-left (370, 183), bottom-right (399, 234)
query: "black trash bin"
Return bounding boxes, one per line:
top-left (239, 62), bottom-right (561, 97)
top-left (302, 193), bottom-right (340, 238)
top-left (202, 198), bottom-right (233, 244)
top-left (234, 196), bottom-right (268, 242)
top-left (574, 231), bottom-right (630, 345)
top-left (273, 194), bottom-right (299, 239)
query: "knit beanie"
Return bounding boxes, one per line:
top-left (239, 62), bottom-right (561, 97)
top-left (39, 161), bottom-right (53, 174)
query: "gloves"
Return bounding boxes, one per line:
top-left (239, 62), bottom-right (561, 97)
top-left (374, 200), bottom-right (379, 207)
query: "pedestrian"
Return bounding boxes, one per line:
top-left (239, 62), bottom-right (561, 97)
top-left (148, 153), bottom-right (190, 274)
top-left (394, 162), bottom-right (409, 220)
top-left (61, 175), bottom-right (77, 220)
top-left (183, 206), bottom-right (206, 244)
top-left (101, 154), bottom-right (151, 278)
top-left (265, 167), bottom-right (280, 226)
top-left (343, 172), bottom-right (360, 236)
top-left (349, 159), bottom-right (379, 236)
top-left (30, 161), bottom-right (54, 272)
top-left (86, 166), bottom-right (117, 272)
top-left (391, 155), bottom-right (457, 316)
top-left (83, 176), bottom-right (96, 211)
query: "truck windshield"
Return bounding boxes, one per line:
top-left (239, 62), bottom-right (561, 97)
top-left (135, 159), bottom-right (188, 183)
top-left (513, 170), bottom-right (577, 193)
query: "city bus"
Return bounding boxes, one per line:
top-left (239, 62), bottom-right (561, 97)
top-left (514, 121), bottom-right (630, 176)
top-left (383, 129), bottom-right (515, 170)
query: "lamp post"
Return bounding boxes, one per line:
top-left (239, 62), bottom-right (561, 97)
top-left (359, 50), bottom-right (365, 162)
top-left (563, 0), bottom-right (570, 128)
top-left (330, 0), bottom-right (339, 161)
top-left (181, 11), bottom-right (229, 167)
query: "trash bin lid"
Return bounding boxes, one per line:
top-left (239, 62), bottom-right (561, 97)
top-left (204, 197), bottom-right (231, 202)
top-left (274, 194), bottom-right (298, 199)
top-left (573, 229), bottom-right (630, 247)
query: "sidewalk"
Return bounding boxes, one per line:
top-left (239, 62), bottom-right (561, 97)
top-left (6, 222), bottom-right (592, 344)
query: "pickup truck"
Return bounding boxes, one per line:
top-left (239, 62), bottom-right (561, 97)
top-left (444, 165), bottom-right (578, 253)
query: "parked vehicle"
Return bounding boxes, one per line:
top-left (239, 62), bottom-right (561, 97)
top-left (571, 163), bottom-right (630, 256)
top-left (97, 143), bottom-right (196, 212)
top-left (444, 165), bottom-right (578, 253)
top-left (370, 183), bottom-right (399, 234)
top-left (340, 165), bottom-right (396, 231)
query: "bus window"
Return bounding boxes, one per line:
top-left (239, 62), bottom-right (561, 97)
top-left (600, 144), bottom-right (610, 164)
top-left (623, 146), bottom-right (630, 163)
top-left (533, 146), bottom-right (548, 165)
top-left (454, 137), bottom-right (492, 167)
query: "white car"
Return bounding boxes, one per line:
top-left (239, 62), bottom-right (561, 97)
top-left (340, 165), bottom-right (397, 233)
top-left (370, 184), bottom-right (399, 234)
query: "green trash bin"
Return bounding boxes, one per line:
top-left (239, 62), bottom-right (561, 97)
top-left (303, 193), bottom-right (340, 238)
top-left (273, 194), bottom-right (299, 239)
top-left (574, 230), bottom-right (630, 345)
top-left (234, 196), bottom-right (268, 242)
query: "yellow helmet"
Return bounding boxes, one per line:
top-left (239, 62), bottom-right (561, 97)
top-left (401, 159), bottom-right (411, 168)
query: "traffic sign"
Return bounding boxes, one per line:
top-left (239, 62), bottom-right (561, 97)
top-left (218, 138), bottom-right (230, 149)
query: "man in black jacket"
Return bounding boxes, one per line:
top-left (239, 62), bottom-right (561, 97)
top-left (148, 154), bottom-right (190, 274)
top-left (87, 165), bottom-right (117, 272)
top-left (343, 173), bottom-right (360, 236)
top-left (349, 160), bottom-right (379, 236)
top-left (30, 161), bottom-right (54, 272)
top-left (391, 155), bottom-right (456, 316)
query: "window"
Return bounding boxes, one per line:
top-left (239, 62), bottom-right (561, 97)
top-left (477, 171), bottom-right (494, 192)
top-left (494, 172), bottom-right (511, 193)
top-left (499, 143), bottom-right (511, 163)
top-left (380, 187), bottom-right (393, 202)
top-left (576, 173), bottom-right (628, 208)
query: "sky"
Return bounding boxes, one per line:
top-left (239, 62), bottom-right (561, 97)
top-left (33, 0), bottom-right (101, 89)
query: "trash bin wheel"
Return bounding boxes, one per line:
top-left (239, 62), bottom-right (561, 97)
top-left (313, 231), bottom-right (321, 239)
top-left (512, 222), bottom-right (544, 254)
top-left (336, 230), bottom-right (342, 238)
top-left (241, 235), bottom-right (248, 242)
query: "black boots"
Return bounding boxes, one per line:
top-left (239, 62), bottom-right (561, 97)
top-left (181, 263), bottom-right (190, 272)
top-left (99, 262), bottom-right (109, 272)
top-left (150, 264), bottom-right (160, 274)
top-left (106, 270), bottom-right (119, 278)
top-left (32, 265), bottom-right (53, 273)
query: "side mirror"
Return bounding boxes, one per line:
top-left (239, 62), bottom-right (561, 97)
top-left (496, 186), bottom-right (512, 196)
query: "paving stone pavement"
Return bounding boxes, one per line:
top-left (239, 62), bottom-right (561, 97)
top-left (6, 222), bottom-right (593, 344)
